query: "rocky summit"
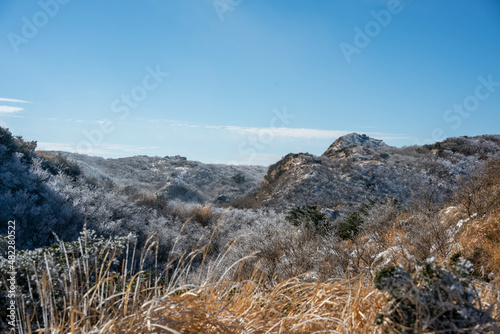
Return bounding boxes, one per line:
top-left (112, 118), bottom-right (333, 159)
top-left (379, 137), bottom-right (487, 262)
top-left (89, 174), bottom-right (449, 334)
top-left (323, 133), bottom-right (387, 159)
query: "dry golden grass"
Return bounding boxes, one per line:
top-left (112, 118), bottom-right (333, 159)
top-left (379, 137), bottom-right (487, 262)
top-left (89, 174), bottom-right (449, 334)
top-left (15, 231), bottom-right (499, 334)
top-left (11, 227), bottom-right (391, 334)
top-left (190, 206), bottom-right (214, 227)
top-left (18, 257), bottom-right (500, 334)
top-left (457, 210), bottom-right (500, 284)
top-left (106, 276), bottom-right (387, 334)
top-left (36, 151), bottom-right (57, 160)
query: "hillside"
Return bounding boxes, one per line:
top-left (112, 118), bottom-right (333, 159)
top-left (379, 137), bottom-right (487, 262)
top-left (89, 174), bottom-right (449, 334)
top-left (40, 151), bottom-right (267, 204)
top-left (40, 133), bottom-right (500, 213)
top-left (1, 127), bottom-right (265, 251)
top-left (2, 126), bottom-right (500, 332)
top-left (0, 128), bottom-right (83, 248)
top-left (237, 133), bottom-right (500, 211)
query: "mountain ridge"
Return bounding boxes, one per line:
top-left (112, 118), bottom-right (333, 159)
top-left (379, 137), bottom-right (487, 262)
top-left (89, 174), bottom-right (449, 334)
top-left (234, 133), bottom-right (500, 211)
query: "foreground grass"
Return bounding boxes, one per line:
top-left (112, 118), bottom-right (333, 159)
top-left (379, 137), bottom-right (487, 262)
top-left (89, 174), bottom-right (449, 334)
top-left (4, 229), bottom-right (498, 334)
top-left (4, 230), bottom-right (388, 333)
top-left (104, 276), bottom-right (386, 333)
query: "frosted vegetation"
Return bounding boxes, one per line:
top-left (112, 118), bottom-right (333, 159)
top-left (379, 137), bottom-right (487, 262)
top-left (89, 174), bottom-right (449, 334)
top-left (1, 126), bottom-right (500, 332)
top-left (47, 151), bottom-right (267, 204)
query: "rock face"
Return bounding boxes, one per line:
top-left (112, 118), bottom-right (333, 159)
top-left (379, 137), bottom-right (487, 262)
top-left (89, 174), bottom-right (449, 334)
top-left (323, 133), bottom-right (386, 159)
top-left (214, 194), bottom-right (230, 203)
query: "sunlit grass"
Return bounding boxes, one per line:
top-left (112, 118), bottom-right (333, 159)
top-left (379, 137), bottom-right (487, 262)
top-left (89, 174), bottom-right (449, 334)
top-left (8, 224), bottom-right (499, 334)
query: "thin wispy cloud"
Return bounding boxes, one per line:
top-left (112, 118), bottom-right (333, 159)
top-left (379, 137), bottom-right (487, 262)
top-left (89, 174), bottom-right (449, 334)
top-left (223, 126), bottom-right (410, 142)
top-left (0, 97), bottom-right (31, 103)
top-left (0, 97), bottom-right (31, 115)
top-left (17, 117), bottom-right (126, 125)
top-left (37, 142), bottom-right (160, 157)
top-left (133, 117), bottom-right (407, 141)
top-left (223, 126), bottom-right (351, 139)
top-left (0, 106), bottom-right (24, 114)
top-left (204, 123), bottom-right (405, 141)
top-left (0, 114), bottom-right (24, 118)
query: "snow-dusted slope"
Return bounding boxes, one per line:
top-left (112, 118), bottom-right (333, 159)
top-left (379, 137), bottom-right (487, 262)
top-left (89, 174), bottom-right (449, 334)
top-left (238, 134), bottom-right (500, 210)
top-left (42, 152), bottom-right (267, 204)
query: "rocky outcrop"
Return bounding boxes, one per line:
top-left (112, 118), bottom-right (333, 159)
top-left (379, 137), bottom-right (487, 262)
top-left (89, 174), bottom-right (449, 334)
top-left (323, 133), bottom-right (386, 159)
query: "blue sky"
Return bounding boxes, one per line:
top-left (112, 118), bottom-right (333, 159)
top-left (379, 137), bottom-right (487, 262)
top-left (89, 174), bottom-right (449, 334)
top-left (1, 0), bottom-right (499, 165)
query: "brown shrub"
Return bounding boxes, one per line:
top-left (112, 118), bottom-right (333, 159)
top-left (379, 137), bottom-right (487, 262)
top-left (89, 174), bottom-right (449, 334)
top-left (456, 158), bottom-right (500, 216)
top-left (190, 206), bottom-right (214, 227)
top-left (457, 211), bottom-right (500, 284)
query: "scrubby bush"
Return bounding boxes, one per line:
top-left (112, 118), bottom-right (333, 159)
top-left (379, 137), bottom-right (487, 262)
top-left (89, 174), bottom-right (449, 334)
top-left (231, 173), bottom-right (246, 184)
top-left (133, 193), bottom-right (172, 217)
top-left (337, 198), bottom-right (398, 240)
top-left (46, 152), bottom-right (81, 178)
top-left (455, 157), bottom-right (500, 216)
top-left (286, 205), bottom-right (329, 234)
top-left (457, 211), bottom-right (500, 284)
top-left (337, 202), bottom-right (372, 240)
top-left (0, 229), bottom-right (130, 331)
top-left (0, 128), bottom-right (83, 249)
top-left (374, 259), bottom-right (498, 333)
top-left (216, 213), bottom-right (351, 283)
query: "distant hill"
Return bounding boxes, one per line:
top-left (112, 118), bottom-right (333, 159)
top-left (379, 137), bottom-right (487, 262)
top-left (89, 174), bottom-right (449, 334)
top-left (40, 152), bottom-right (267, 204)
top-left (1, 125), bottom-right (266, 250)
top-left (234, 133), bottom-right (500, 211)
